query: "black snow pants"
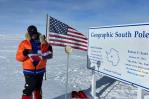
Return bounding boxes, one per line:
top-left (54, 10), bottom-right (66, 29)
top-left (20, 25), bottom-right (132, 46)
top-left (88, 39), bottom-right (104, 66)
top-left (23, 74), bottom-right (44, 96)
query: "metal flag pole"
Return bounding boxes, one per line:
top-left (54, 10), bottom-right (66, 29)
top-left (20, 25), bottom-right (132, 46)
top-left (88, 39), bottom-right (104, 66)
top-left (45, 14), bottom-right (49, 80)
top-left (65, 45), bottom-right (73, 99)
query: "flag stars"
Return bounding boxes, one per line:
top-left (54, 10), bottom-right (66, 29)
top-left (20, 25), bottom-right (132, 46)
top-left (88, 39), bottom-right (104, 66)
top-left (49, 17), bottom-right (68, 35)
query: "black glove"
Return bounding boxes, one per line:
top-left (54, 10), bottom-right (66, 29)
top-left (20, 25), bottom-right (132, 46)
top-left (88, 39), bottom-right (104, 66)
top-left (23, 49), bottom-right (30, 56)
top-left (42, 54), bottom-right (53, 60)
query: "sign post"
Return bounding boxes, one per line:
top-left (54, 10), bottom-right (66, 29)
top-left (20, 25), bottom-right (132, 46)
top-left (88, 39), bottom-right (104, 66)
top-left (137, 87), bottom-right (144, 99)
top-left (91, 61), bottom-right (101, 98)
top-left (91, 70), bottom-right (96, 99)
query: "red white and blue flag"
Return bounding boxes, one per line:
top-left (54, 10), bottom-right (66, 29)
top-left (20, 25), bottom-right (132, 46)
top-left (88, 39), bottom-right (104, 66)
top-left (47, 16), bottom-right (88, 51)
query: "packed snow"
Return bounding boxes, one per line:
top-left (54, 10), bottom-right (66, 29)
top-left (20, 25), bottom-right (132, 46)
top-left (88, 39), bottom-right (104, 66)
top-left (0, 33), bottom-right (149, 99)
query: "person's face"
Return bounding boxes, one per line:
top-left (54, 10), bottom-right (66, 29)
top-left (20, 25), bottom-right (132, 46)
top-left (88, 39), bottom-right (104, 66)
top-left (31, 33), bottom-right (38, 40)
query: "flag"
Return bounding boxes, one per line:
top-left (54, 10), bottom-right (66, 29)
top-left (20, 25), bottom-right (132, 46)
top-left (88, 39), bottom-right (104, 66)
top-left (47, 16), bottom-right (88, 51)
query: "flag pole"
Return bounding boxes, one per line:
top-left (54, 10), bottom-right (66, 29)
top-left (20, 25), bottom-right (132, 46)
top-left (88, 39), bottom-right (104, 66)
top-left (45, 14), bottom-right (49, 80)
top-left (65, 45), bottom-right (72, 99)
top-left (45, 14), bottom-right (48, 39)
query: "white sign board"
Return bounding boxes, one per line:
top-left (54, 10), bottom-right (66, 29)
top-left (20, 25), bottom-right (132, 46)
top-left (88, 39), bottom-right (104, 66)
top-left (88, 23), bottom-right (149, 90)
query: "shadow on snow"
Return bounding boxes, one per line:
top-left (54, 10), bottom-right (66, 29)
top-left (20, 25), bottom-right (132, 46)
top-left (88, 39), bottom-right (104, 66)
top-left (53, 76), bottom-right (116, 99)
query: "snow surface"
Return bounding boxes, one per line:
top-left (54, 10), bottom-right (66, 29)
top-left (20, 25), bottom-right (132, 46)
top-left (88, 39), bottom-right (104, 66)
top-left (0, 33), bottom-right (149, 99)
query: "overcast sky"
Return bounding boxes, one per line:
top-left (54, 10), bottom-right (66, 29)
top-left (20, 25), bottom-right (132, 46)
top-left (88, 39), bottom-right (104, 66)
top-left (0, 0), bottom-right (149, 35)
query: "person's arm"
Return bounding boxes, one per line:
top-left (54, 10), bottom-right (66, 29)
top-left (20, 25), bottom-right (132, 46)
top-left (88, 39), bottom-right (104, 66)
top-left (16, 41), bottom-right (29, 62)
top-left (42, 44), bottom-right (53, 60)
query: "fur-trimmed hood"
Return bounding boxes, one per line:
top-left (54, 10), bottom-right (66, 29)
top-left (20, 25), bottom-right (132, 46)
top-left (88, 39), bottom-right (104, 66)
top-left (25, 32), bottom-right (47, 44)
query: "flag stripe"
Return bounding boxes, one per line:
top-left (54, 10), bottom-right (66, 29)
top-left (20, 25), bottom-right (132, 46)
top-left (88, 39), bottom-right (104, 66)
top-left (49, 39), bottom-right (87, 47)
top-left (49, 40), bottom-right (87, 49)
top-left (50, 41), bottom-right (87, 50)
top-left (49, 36), bottom-right (87, 46)
top-left (68, 29), bottom-right (86, 37)
top-left (67, 32), bottom-right (87, 40)
top-left (49, 33), bottom-right (87, 44)
top-left (50, 42), bottom-right (87, 51)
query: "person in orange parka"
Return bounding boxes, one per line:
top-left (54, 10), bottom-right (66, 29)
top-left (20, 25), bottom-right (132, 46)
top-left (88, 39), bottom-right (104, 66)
top-left (16, 25), bottom-right (53, 99)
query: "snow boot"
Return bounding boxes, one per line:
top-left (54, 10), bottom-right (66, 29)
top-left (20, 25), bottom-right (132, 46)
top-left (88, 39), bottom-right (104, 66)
top-left (71, 91), bottom-right (80, 99)
top-left (34, 90), bottom-right (42, 99)
top-left (78, 91), bottom-right (88, 99)
top-left (22, 95), bottom-right (32, 99)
